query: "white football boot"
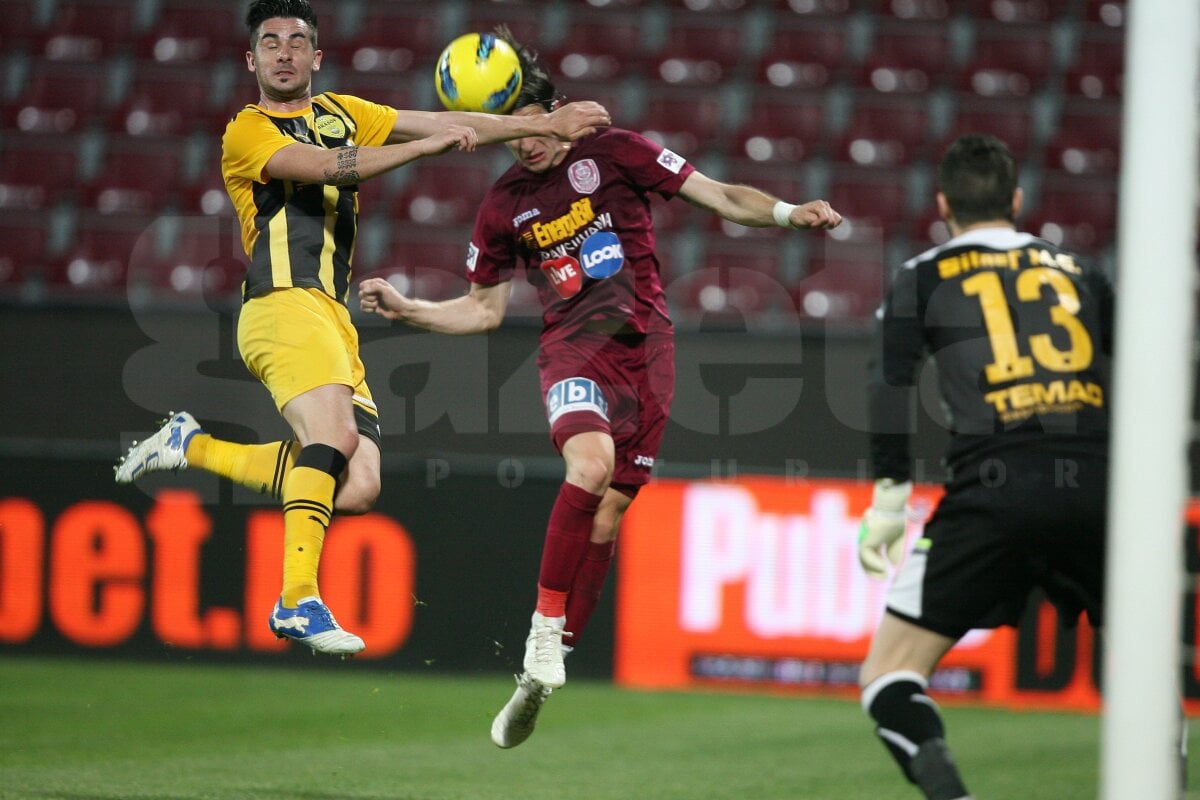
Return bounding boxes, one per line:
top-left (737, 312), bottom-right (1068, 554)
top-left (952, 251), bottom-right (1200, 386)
top-left (114, 411), bottom-right (202, 483)
top-left (523, 612), bottom-right (571, 689)
top-left (491, 672), bottom-right (553, 749)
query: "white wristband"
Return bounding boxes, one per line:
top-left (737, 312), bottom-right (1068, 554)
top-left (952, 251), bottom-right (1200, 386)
top-left (773, 200), bottom-right (799, 228)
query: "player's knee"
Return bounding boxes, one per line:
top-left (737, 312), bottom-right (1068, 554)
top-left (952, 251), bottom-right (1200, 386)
top-left (567, 454), bottom-right (613, 495)
top-left (334, 474), bottom-right (379, 515)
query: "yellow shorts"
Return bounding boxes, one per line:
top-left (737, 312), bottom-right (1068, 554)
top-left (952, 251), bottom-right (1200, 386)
top-left (237, 287), bottom-right (378, 425)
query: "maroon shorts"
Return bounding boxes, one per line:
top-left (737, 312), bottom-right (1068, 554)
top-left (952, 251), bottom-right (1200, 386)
top-left (537, 331), bottom-right (674, 488)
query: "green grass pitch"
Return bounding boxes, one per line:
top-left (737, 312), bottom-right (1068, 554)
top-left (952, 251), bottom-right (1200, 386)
top-left (0, 656), bottom-right (1193, 799)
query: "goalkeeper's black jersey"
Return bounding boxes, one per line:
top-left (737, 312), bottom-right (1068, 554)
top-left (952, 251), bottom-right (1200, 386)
top-left (868, 227), bottom-right (1115, 481)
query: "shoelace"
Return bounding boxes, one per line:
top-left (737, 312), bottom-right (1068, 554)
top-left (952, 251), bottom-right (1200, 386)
top-left (530, 623), bottom-right (573, 664)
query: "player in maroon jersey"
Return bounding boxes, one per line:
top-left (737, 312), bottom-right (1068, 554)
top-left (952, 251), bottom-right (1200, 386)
top-left (359, 33), bottom-right (841, 749)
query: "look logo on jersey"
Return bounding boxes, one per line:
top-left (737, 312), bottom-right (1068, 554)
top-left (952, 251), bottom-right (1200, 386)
top-left (539, 231), bottom-right (626, 300)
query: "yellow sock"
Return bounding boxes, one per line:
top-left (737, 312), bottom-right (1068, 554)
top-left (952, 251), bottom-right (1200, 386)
top-left (185, 435), bottom-right (297, 499)
top-left (280, 464), bottom-right (336, 607)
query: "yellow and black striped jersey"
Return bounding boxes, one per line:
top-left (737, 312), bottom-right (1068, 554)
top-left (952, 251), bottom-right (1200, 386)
top-left (221, 92), bottom-right (398, 303)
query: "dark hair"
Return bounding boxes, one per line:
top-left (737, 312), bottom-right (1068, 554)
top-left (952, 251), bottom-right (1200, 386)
top-left (246, 0), bottom-right (318, 48)
top-left (938, 134), bottom-right (1019, 226)
top-left (494, 26), bottom-right (562, 113)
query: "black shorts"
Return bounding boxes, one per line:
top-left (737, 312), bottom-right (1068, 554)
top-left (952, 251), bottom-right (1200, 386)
top-left (886, 444), bottom-right (1108, 639)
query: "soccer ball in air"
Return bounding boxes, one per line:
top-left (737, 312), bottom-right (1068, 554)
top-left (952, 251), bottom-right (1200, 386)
top-left (434, 33), bottom-right (523, 114)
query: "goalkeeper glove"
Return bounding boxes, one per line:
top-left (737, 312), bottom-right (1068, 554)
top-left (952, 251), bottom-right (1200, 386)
top-left (857, 478), bottom-right (913, 580)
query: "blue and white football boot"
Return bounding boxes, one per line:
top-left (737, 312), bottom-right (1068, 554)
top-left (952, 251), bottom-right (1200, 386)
top-left (114, 411), bottom-right (202, 483)
top-left (269, 596), bottom-right (365, 655)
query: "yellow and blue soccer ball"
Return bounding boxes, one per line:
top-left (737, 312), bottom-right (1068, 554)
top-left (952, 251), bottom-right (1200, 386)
top-left (434, 33), bottom-right (524, 114)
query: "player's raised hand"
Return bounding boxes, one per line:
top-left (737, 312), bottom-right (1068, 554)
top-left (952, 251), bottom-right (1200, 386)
top-left (788, 200), bottom-right (843, 230)
top-left (857, 479), bottom-right (912, 580)
top-left (547, 101), bottom-right (612, 141)
top-left (423, 124), bottom-right (479, 156)
top-left (359, 277), bottom-right (414, 320)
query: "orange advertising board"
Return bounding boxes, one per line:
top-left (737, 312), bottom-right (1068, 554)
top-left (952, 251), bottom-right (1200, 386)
top-left (617, 477), bottom-right (1199, 712)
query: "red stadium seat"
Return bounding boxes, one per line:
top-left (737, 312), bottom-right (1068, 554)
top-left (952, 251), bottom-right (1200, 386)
top-left (388, 158), bottom-right (500, 227)
top-left (3, 62), bottom-right (112, 133)
top-left (0, 214), bottom-right (53, 289)
top-left (140, 0), bottom-right (242, 63)
top-left (0, 0), bottom-right (44, 50)
top-left (794, 254), bottom-right (885, 321)
top-left (47, 213), bottom-right (159, 293)
top-left (664, 0), bottom-right (751, 10)
top-left (858, 24), bottom-right (954, 94)
top-left (179, 174), bottom-right (237, 218)
top-left (668, 251), bottom-right (798, 320)
top-left (836, 96), bottom-right (931, 167)
top-left (365, 230), bottom-right (474, 303)
top-left (940, 101), bottom-right (1035, 161)
top-left (769, 0), bottom-right (856, 18)
top-left (825, 167), bottom-right (912, 242)
top-left (756, 22), bottom-right (849, 90)
top-left (83, 136), bottom-right (185, 215)
top-left (346, 7), bottom-right (442, 75)
top-left (972, 0), bottom-right (1072, 23)
top-left (1044, 104), bottom-right (1121, 176)
top-left (39, 0), bottom-right (139, 62)
top-left (464, 3), bottom-right (545, 50)
top-left (1064, 36), bottom-right (1123, 100)
top-left (114, 64), bottom-right (221, 136)
top-left (959, 26), bottom-right (1054, 98)
top-left (0, 134), bottom-right (82, 209)
top-left (872, 0), bottom-right (952, 22)
top-left (156, 217), bottom-right (247, 300)
top-left (1024, 178), bottom-right (1118, 255)
top-left (333, 73), bottom-right (421, 115)
top-left (733, 89), bottom-right (827, 162)
top-left (635, 87), bottom-right (727, 158)
top-left (1084, 0), bottom-right (1125, 29)
top-left (545, 13), bottom-right (648, 81)
top-left (652, 13), bottom-right (747, 86)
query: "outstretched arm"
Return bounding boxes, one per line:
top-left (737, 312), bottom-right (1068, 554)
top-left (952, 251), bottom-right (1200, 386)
top-left (387, 101), bottom-right (611, 146)
top-left (358, 278), bottom-right (511, 335)
top-left (264, 125), bottom-right (479, 185)
top-left (677, 171), bottom-right (843, 230)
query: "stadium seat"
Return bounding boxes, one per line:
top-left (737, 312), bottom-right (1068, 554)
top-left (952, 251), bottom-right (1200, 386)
top-left (464, 3), bottom-right (545, 49)
top-left (1024, 177), bottom-right (1118, 255)
top-left (972, 0), bottom-right (1073, 23)
top-left (156, 216), bottom-right (247, 301)
top-left (733, 88), bottom-right (827, 162)
top-left (346, 7), bottom-right (441, 76)
top-left (910, 205), bottom-right (952, 248)
top-left (545, 13), bottom-right (648, 82)
top-left (38, 0), bottom-right (139, 62)
top-left (858, 24), bottom-right (954, 94)
top-left (769, 0), bottom-right (856, 18)
top-left (82, 136), bottom-right (185, 215)
top-left (3, 61), bottom-right (112, 133)
top-left (668, 255), bottom-right (797, 320)
top-left (825, 166), bottom-right (912, 242)
top-left (47, 213), bottom-right (158, 293)
top-left (793, 254), bottom-right (885, 321)
top-left (940, 100), bottom-right (1035, 160)
top-left (114, 63), bottom-right (220, 136)
top-left (836, 96), bottom-right (931, 167)
top-left (664, 0), bottom-right (751, 10)
top-left (365, 230), bottom-right (474, 303)
top-left (1084, 0), bottom-right (1125, 29)
top-left (872, 0), bottom-right (952, 22)
top-left (0, 0), bottom-right (44, 50)
top-left (635, 87), bottom-right (727, 159)
top-left (333, 72), bottom-right (422, 116)
top-left (387, 158), bottom-right (500, 227)
top-left (0, 134), bottom-right (82, 210)
top-left (1064, 36), bottom-right (1123, 100)
top-left (0, 214), bottom-right (52, 289)
top-left (652, 13), bottom-right (747, 86)
top-left (140, 0), bottom-right (242, 64)
top-left (179, 174), bottom-right (236, 217)
top-left (1044, 104), bottom-right (1121, 176)
top-left (705, 161), bottom-right (809, 240)
top-left (756, 22), bottom-right (849, 90)
top-left (959, 25), bottom-right (1054, 98)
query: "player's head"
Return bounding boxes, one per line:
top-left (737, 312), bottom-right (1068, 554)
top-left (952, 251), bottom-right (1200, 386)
top-left (495, 27), bottom-right (564, 114)
top-left (937, 134), bottom-right (1022, 231)
top-left (244, 0), bottom-right (322, 103)
top-left (246, 0), bottom-right (318, 48)
top-left (493, 27), bottom-right (572, 174)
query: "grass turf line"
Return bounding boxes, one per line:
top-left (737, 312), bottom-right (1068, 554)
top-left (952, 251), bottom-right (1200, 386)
top-left (0, 656), bottom-right (1193, 799)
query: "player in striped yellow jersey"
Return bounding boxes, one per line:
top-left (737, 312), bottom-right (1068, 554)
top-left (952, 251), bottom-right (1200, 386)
top-left (114, 0), bottom-right (610, 655)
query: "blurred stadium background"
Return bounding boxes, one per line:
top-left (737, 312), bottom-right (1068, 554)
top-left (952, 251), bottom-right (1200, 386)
top-left (3, 2), bottom-right (1200, 797)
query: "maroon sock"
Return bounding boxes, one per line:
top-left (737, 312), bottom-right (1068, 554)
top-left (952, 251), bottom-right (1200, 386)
top-left (564, 539), bottom-right (616, 648)
top-left (537, 482), bottom-right (603, 599)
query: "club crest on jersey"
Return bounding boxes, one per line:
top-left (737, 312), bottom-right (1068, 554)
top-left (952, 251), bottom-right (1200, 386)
top-left (540, 255), bottom-right (582, 299)
top-left (568, 159), bottom-right (600, 195)
top-left (579, 231), bottom-right (624, 279)
top-left (656, 148), bottom-right (685, 174)
top-left (315, 114), bottom-right (347, 141)
top-left (546, 377), bottom-right (609, 425)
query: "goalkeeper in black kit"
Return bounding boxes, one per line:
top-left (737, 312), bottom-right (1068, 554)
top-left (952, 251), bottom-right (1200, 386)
top-left (854, 134), bottom-right (1120, 799)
